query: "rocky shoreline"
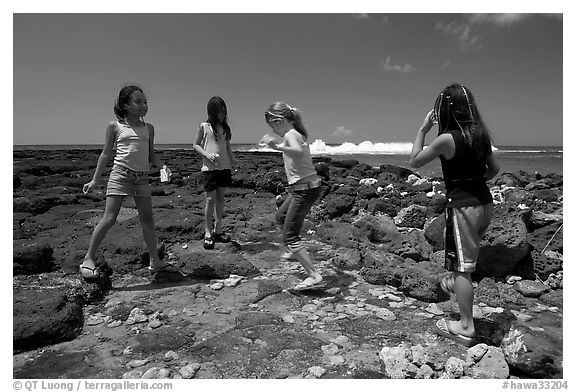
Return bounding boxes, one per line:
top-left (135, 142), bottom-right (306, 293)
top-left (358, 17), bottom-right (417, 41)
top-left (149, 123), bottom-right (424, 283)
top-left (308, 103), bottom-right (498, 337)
top-left (13, 149), bottom-right (563, 379)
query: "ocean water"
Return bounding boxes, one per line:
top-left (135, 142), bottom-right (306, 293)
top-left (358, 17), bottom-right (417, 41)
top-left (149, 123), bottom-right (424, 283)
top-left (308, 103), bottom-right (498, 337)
top-left (13, 140), bottom-right (562, 179)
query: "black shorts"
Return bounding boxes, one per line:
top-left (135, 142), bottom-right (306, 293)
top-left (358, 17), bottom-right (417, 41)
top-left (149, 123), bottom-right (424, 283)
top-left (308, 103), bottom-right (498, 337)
top-left (202, 169), bottom-right (232, 192)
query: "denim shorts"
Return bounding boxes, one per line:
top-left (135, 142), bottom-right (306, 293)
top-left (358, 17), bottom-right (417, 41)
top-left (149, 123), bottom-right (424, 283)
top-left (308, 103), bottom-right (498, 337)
top-left (202, 169), bottom-right (232, 192)
top-left (444, 203), bottom-right (494, 273)
top-left (106, 165), bottom-right (151, 197)
top-left (275, 185), bottom-right (322, 251)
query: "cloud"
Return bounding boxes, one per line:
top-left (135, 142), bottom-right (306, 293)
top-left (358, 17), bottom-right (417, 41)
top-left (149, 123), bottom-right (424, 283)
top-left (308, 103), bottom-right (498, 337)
top-left (435, 13), bottom-right (547, 51)
top-left (332, 126), bottom-right (354, 137)
top-left (466, 13), bottom-right (531, 27)
top-left (435, 20), bottom-right (483, 51)
top-left (352, 14), bottom-right (389, 24)
top-left (381, 56), bottom-right (416, 73)
top-left (441, 60), bottom-right (451, 70)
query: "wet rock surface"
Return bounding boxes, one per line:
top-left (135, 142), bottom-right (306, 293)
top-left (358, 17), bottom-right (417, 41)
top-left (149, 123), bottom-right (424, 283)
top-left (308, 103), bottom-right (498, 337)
top-left (13, 149), bottom-right (563, 379)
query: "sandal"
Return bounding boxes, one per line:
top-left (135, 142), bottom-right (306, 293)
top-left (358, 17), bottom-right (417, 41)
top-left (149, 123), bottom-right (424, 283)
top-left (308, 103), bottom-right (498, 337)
top-left (213, 231), bottom-right (231, 243)
top-left (148, 262), bottom-right (181, 274)
top-left (79, 262), bottom-right (112, 283)
top-left (290, 277), bottom-right (326, 292)
top-left (203, 235), bottom-right (215, 250)
top-left (435, 318), bottom-right (475, 347)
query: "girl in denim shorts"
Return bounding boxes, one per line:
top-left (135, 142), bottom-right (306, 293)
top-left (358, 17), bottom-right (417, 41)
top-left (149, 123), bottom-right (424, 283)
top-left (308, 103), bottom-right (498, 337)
top-left (260, 102), bottom-right (324, 291)
top-left (410, 83), bottom-right (500, 346)
top-left (80, 85), bottom-right (178, 281)
top-left (193, 96), bottom-right (237, 250)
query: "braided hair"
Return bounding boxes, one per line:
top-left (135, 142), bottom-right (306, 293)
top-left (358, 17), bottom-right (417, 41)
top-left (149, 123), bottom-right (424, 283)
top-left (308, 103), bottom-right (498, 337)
top-left (434, 83), bottom-right (493, 160)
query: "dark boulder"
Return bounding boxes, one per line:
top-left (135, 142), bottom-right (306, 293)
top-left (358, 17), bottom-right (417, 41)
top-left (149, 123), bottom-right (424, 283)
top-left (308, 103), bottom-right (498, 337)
top-left (13, 240), bottom-right (55, 275)
top-left (14, 282), bottom-right (84, 352)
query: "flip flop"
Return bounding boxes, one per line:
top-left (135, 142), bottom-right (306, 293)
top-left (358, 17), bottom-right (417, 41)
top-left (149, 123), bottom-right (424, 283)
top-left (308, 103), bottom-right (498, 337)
top-left (434, 318), bottom-right (475, 347)
top-left (440, 276), bottom-right (457, 300)
top-left (203, 235), bottom-right (215, 250)
top-left (79, 265), bottom-right (99, 282)
top-left (148, 263), bottom-right (181, 274)
top-left (289, 277), bottom-right (326, 292)
top-left (79, 262), bottom-right (112, 283)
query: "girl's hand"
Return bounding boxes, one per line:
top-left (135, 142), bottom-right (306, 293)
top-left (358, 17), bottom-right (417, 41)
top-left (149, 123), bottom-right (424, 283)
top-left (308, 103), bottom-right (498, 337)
top-left (420, 110), bottom-right (437, 134)
top-left (82, 179), bottom-right (102, 194)
top-left (206, 153), bottom-right (219, 163)
top-left (259, 134), bottom-right (281, 149)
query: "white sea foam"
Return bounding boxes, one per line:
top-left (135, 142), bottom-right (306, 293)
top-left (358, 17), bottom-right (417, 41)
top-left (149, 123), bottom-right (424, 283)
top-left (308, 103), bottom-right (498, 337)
top-left (246, 139), bottom-right (415, 155)
top-left (244, 139), bottom-right (506, 155)
top-left (309, 139), bottom-right (414, 155)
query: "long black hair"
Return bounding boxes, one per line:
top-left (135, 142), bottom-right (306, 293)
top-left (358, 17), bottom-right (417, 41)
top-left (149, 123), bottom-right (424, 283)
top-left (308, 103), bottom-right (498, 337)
top-left (206, 96), bottom-right (231, 141)
top-left (434, 83), bottom-right (493, 160)
top-left (114, 85), bottom-right (144, 121)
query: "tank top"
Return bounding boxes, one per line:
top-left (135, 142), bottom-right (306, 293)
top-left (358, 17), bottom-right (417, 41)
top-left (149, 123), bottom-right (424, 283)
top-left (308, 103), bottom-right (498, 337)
top-left (113, 120), bottom-right (150, 172)
top-left (199, 122), bottom-right (232, 172)
top-left (282, 129), bottom-right (317, 185)
top-left (439, 130), bottom-right (493, 208)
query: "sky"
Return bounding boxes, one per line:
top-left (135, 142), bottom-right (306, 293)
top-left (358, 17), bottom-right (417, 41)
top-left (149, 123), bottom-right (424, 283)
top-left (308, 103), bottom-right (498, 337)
top-left (12, 10), bottom-right (564, 147)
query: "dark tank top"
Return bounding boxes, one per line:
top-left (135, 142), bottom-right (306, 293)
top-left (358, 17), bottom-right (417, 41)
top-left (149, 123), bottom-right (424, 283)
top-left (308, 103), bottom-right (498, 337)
top-left (439, 130), bottom-right (493, 208)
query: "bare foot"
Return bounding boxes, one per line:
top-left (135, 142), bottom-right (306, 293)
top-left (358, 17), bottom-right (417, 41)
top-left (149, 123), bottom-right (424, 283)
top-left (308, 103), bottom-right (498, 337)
top-left (308, 274), bottom-right (323, 285)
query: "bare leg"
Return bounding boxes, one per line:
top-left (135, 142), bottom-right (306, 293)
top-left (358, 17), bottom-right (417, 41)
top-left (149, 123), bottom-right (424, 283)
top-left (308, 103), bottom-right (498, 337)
top-left (134, 195), bottom-right (162, 268)
top-left (450, 271), bottom-right (475, 337)
top-left (82, 195), bottom-right (125, 269)
top-left (292, 248), bottom-right (322, 283)
top-left (204, 190), bottom-right (216, 237)
top-left (214, 187), bottom-right (226, 234)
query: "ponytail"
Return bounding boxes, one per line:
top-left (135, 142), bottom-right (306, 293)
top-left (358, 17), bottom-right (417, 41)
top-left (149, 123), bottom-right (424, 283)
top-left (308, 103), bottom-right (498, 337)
top-left (265, 102), bottom-right (309, 139)
top-left (286, 107), bottom-right (308, 139)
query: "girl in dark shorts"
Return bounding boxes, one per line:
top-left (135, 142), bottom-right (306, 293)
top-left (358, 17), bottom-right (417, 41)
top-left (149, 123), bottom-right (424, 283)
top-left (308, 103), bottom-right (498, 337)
top-left (410, 83), bottom-right (500, 346)
top-left (193, 96), bottom-right (236, 249)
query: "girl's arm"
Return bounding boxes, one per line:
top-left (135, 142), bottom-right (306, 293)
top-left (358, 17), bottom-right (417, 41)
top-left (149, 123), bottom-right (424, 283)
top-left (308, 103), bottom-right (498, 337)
top-left (148, 124), bottom-right (163, 168)
top-left (410, 110), bottom-right (454, 168)
top-left (193, 124), bottom-right (218, 163)
top-left (83, 122), bottom-right (117, 193)
top-left (270, 131), bottom-right (304, 156)
top-left (225, 138), bottom-right (236, 167)
top-left (410, 133), bottom-right (454, 168)
top-left (485, 152), bottom-right (500, 180)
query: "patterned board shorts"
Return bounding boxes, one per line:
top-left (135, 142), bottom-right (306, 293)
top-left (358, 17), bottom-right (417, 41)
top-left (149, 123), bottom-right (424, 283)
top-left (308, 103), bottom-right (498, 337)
top-left (444, 203), bottom-right (494, 273)
top-left (106, 165), bottom-right (151, 197)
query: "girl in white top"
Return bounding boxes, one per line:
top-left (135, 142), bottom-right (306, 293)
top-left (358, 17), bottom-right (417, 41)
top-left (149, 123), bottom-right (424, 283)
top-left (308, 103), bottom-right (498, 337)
top-left (193, 96), bottom-right (236, 249)
top-left (260, 102), bottom-right (324, 291)
top-left (80, 85), bottom-right (178, 282)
